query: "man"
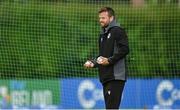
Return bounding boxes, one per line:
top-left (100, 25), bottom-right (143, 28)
top-left (84, 7), bottom-right (129, 109)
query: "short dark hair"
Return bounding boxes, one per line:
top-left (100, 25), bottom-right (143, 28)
top-left (98, 7), bottom-right (115, 17)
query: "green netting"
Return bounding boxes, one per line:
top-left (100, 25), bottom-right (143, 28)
top-left (0, 1), bottom-right (179, 78)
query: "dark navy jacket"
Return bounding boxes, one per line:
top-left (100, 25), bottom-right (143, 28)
top-left (93, 20), bottom-right (129, 84)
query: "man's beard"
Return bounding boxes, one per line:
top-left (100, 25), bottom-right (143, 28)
top-left (100, 22), bottom-right (108, 28)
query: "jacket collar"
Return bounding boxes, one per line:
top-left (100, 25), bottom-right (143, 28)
top-left (100, 19), bottom-right (120, 34)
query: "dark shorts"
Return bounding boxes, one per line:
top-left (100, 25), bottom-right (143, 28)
top-left (102, 80), bottom-right (125, 109)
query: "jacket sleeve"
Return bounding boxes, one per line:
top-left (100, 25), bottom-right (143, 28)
top-left (108, 27), bottom-right (129, 65)
top-left (91, 58), bottom-right (98, 68)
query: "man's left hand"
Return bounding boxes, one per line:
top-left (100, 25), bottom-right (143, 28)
top-left (97, 56), bottom-right (109, 65)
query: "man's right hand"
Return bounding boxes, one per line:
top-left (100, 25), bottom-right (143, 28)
top-left (84, 60), bottom-right (94, 68)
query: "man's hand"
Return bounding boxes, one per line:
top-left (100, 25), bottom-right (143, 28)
top-left (84, 60), bottom-right (94, 68)
top-left (97, 56), bottom-right (109, 65)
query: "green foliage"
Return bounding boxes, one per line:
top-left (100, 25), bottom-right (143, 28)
top-left (0, 2), bottom-right (179, 78)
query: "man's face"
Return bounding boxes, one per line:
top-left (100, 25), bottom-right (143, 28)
top-left (99, 11), bottom-right (113, 28)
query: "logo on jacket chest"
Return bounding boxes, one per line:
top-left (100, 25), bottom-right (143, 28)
top-left (107, 33), bottom-right (111, 39)
top-left (101, 33), bottom-right (111, 42)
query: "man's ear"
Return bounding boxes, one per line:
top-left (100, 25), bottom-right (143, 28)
top-left (110, 16), bottom-right (114, 22)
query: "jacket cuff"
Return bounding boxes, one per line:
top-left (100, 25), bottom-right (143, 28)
top-left (108, 58), bottom-right (113, 65)
top-left (91, 60), bottom-right (98, 68)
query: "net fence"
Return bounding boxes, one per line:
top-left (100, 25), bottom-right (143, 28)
top-left (0, 0), bottom-right (179, 109)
